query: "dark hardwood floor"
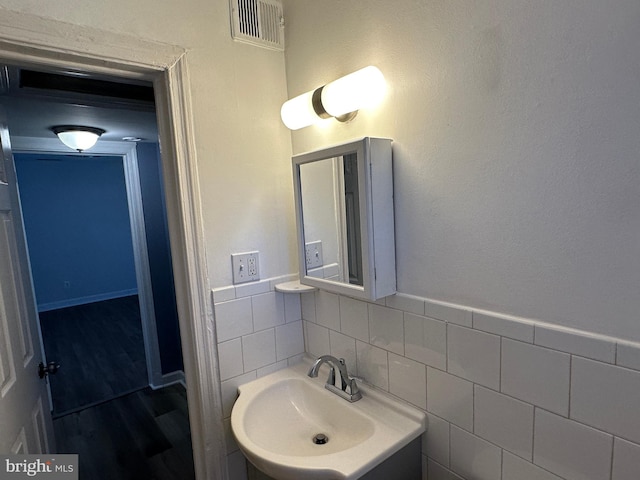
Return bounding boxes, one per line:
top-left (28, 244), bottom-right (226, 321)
top-left (39, 295), bottom-right (148, 415)
top-left (41, 296), bottom-right (194, 479)
top-left (54, 385), bottom-right (195, 480)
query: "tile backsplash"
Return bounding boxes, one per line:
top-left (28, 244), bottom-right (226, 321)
top-left (212, 275), bottom-right (305, 480)
top-left (213, 277), bottom-right (640, 480)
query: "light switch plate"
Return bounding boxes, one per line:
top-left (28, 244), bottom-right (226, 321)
top-left (231, 251), bottom-right (260, 284)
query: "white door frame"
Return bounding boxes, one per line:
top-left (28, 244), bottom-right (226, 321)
top-left (11, 138), bottom-right (166, 390)
top-left (0, 12), bottom-right (226, 480)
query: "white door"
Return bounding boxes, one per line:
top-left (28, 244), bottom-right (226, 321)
top-left (0, 108), bottom-right (55, 454)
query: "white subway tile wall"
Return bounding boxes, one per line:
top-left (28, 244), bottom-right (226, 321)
top-left (473, 385), bottom-right (534, 461)
top-left (447, 325), bottom-right (501, 389)
top-left (533, 409), bottom-right (613, 480)
top-left (328, 329), bottom-right (357, 371)
top-left (215, 283), bottom-right (640, 480)
top-left (404, 312), bottom-right (447, 370)
top-left (339, 295), bottom-right (369, 341)
top-left (355, 340), bottom-right (389, 390)
top-left (275, 321), bottom-right (304, 361)
top-left (315, 290), bottom-right (340, 331)
top-left (426, 366), bottom-right (474, 431)
top-left (241, 329), bottom-right (276, 371)
top-left (501, 339), bottom-right (571, 416)
top-left (213, 275), bottom-right (306, 474)
top-left (570, 357), bottom-right (640, 444)
top-left (423, 413), bottom-right (450, 467)
top-left (214, 296), bottom-right (253, 342)
top-left (472, 310), bottom-right (535, 343)
top-left (388, 353), bottom-right (427, 409)
top-left (617, 341), bottom-right (640, 371)
top-left (534, 324), bottom-right (617, 363)
top-left (368, 303), bottom-right (404, 355)
top-left (218, 338), bottom-right (243, 381)
top-left (450, 425), bottom-right (502, 480)
top-left (612, 438), bottom-right (640, 480)
top-left (502, 451), bottom-right (564, 480)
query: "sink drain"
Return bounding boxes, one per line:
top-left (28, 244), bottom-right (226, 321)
top-left (312, 433), bottom-right (329, 445)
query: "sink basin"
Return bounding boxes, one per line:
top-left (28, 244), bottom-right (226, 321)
top-left (242, 377), bottom-right (375, 457)
top-left (231, 359), bottom-right (426, 480)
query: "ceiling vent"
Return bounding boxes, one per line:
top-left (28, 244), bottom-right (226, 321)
top-left (230, 0), bottom-right (285, 51)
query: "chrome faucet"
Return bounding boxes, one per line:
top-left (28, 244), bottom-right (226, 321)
top-left (308, 355), bottom-right (362, 402)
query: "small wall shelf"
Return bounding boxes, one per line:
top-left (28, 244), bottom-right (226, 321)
top-left (274, 281), bottom-right (317, 293)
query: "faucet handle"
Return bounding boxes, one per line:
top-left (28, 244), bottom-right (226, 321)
top-left (347, 377), bottom-right (362, 401)
top-left (348, 378), bottom-right (360, 395)
top-left (328, 366), bottom-right (336, 385)
top-left (337, 358), bottom-right (349, 390)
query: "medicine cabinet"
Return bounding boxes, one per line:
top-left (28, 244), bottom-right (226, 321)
top-left (292, 137), bottom-right (396, 301)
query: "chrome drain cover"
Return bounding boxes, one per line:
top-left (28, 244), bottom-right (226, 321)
top-left (312, 433), bottom-right (329, 445)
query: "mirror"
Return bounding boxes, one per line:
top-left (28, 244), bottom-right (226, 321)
top-left (293, 137), bottom-right (395, 301)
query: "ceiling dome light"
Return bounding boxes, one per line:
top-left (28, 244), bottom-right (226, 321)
top-left (51, 126), bottom-right (106, 152)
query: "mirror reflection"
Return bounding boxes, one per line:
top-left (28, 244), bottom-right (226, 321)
top-left (299, 152), bottom-right (363, 286)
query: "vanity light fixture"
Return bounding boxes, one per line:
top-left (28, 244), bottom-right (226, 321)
top-left (280, 66), bottom-right (386, 130)
top-left (51, 125), bottom-right (106, 152)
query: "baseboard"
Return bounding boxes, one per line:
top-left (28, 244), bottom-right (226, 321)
top-left (52, 385), bottom-right (148, 419)
top-left (38, 289), bottom-right (139, 312)
top-left (150, 370), bottom-right (185, 390)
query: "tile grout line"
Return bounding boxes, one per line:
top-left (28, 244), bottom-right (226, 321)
top-left (448, 421), bottom-right (452, 472)
top-left (498, 333), bottom-right (503, 393)
top-left (532, 406), bottom-right (537, 467)
top-left (567, 354), bottom-right (573, 419)
top-left (445, 320), bottom-right (449, 373)
top-left (471, 381), bottom-right (476, 435)
top-left (609, 435), bottom-right (615, 480)
top-left (240, 335), bottom-right (246, 374)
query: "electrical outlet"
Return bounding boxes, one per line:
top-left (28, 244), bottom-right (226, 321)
top-left (231, 251), bottom-right (260, 284)
top-left (247, 254), bottom-right (258, 277)
top-left (305, 241), bottom-right (323, 269)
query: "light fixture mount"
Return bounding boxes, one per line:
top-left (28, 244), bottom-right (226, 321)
top-left (311, 86), bottom-right (357, 123)
top-left (311, 87), bottom-right (331, 119)
top-left (51, 125), bottom-right (106, 152)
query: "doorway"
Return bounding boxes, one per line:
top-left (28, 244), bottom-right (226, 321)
top-left (0, 15), bottom-right (226, 478)
top-left (13, 152), bottom-right (152, 415)
top-left (6, 69), bottom-right (195, 476)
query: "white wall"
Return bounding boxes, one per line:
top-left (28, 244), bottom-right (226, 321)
top-left (0, 0), bottom-right (298, 288)
top-left (282, 0), bottom-right (640, 342)
top-left (301, 289), bottom-right (640, 480)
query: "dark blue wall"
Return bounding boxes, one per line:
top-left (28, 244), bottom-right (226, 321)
top-left (16, 145), bottom-right (183, 375)
top-left (14, 154), bottom-right (138, 310)
top-left (136, 142), bottom-right (183, 373)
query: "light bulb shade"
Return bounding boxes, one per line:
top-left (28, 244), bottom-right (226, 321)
top-left (280, 91), bottom-right (319, 130)
top-left (52, 126), bottom-right (106, 152)
top-left (321, 66), bottom-right (386, 118)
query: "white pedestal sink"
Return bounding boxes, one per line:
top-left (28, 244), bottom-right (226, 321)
top-left (231, 358), bottom-right (426, 480)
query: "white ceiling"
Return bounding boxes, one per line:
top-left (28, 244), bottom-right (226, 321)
top-left (2, 95), bottom-right (159, 143)
top-left (0, 66), bottom-right (159, 144)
